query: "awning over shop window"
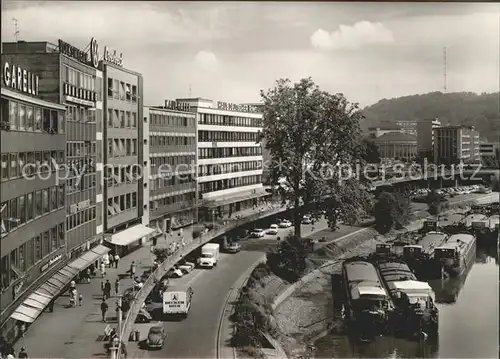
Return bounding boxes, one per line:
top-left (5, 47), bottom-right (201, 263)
top-left (106, 224), bottom-right (156, 247)
top-left (67, 244), bottom-right (111, 271)
top-left (203, 188), bottom-right (269, 209)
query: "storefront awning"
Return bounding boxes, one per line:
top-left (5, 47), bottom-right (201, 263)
top-left (203, 188), bottom-right (269, 209)
top-left (67, 244), bottom-right (111, 271)
top-left (106, 224), bottom-right (156, 246)
top-left (9, 265), bottom-right (78, 323)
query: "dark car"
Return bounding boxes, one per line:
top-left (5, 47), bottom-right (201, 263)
top-left (147, 326), bottom-right (166, 349)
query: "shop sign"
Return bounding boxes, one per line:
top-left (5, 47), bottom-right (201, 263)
top-left (103, 46), bottom-right (123, 67)
top-left (41, 254), bottom-right (63, 273)
top-left (63, 83), bottom-right (97, 104)
top-left (217, 101), bottom-right (259, 113)
top-left (164, 100), bottom-right (190, 111)
top-left (3, 62), bottom-right (39, 96)
top-left (70, 199), bottom-right (91, 214)
top-left (59, 39), bottom-right (94, 67)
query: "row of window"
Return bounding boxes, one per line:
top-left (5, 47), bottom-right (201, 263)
top-left (107, 109), bottom-right (138, 129)
top-left (150, 135), bottom-right (196, 147)
top-left (1, 185), bottom-right (65, 236)
top-left (150, 192), bottom-right (196, 211)
top-left (107, 193), bottom-right (138, 217)
top-left (108, 138), bottom-right (138, 157)
top-left (66, 105), bottom-right (95, 124)
top-left (199, 113), bottom-right (262, 128)
top-left (67, 141), bottom-right (96, 158)
top-left (1, 151), bottom-right (65, 182)
top-left (67, 158), bottom-right (96, 179)
top-left (2, 99), bottom-right (65, 134)
top-left (64, 65), bottom-right (96, 92)
top-left (198, 161), bottom-right (262, 176)
top-left (107, 78), bottom-right (138, 102)
top-left (66, 173), bottom-right (96, 194)
top-left (150, 113), bottom-right (195, 128)
top-left (198, 130), bottom-right (259, 142)
top-left (199, 175), bottom-right (262, 194)
top-left (149, 174), bottom-right (195, 191)
top-left (105, 165), bottom-right (140, 187)
top-left (198, 147), bottom-right (262, 159)
top-left (67, 206), bottom-right (96, 231)
top-left (0, 222), bottom-right (65, 291)
top-left (150, 155), bottom-right (196, 171)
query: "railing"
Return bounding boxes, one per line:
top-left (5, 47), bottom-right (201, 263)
top-left (116, 203), bottom-right (289, 358)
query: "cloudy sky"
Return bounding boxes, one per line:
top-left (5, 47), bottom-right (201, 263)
top-left (1, 1), bottom-right (499, 107)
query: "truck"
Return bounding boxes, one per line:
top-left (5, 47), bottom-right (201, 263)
top-left (162, 284), bottom-right (194, 318)
top-left (197, 243), bottom-right (219, 268)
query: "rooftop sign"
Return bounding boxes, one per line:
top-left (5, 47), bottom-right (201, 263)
top-left (164, 100), bottom-right (190, 111)
top-left (3, 62), bottom-right (39, 96)
top-left (103, 46), bottom-right (123, 67)
top-left (217, 101), bottom-right (259, 113)
top-left (59, 38), bottom-right (123, 68)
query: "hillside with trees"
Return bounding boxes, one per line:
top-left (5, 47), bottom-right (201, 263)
top-left (362, 92), bottom-right (500, 142)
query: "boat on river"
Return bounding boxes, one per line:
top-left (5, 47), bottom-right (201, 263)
top-left (376, 261), bottom-right (439, 339)
top-left (341, 260), bottom-right (393, 340)
top-left (434, 233), bottom-right (476, 277)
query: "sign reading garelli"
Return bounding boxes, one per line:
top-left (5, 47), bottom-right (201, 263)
top-left (3, 62), bottom-right (39, 96)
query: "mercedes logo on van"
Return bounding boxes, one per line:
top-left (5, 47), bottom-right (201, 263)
top-left (90, 37), bottom-right (99, 68)
top-left (172, 294), bottom-right (178, 301)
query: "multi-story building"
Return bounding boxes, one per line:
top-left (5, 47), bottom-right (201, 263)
top-left (176, 98), bottom-right (266, 221)
top-left (372, 132), bottom-right (418, 161)
top-left (480, 142), bottom-right (500, 158)
top-left (144, 100), bottom-right (197, 235)
top-left (367, 122), bottom-right (402, 138)
top-left (0, 61), bottom-right (66, 338)
top-left (417, 117), bottom-right (441, 156)
top-left (2, 40), bottom-right (102, 261)
top-left (395, 120), bottom-right (418, 137)
top-left (434, 125), bottom-right (481, 165)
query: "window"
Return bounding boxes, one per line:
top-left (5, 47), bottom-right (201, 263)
top-left (1, 154), bottom-right (8, 180)
top-left (108, 78), bottom-right (114, 97)
top-left (35, 190), bottom-right (42, 217)
top-left (42, 109), bottom-right (50, 132)
top-left (58, 185), bottom-right (64, 208)
top-left (58, 223), bottom-right (64, 247)
top-left (26, 105), bottom-right (34, 131)
top-left (26, 193), bottom-right (33, 222)
top-left (42, 231), bottom-right (49, 257)
top-left (26, 239), bottom-right (34, 269)
top-left (18, 195), bottom-right (26, 225)
top-left (120, 82), bottom-right (126, 100)
top-left (19, 244), bottom-right (26, 271)
top-left (126, 111), bottom-right (131, 127)
top-left (50, 187), bottom-right (57, 211)
top-left (58, 111), bottom-right (65, 134)
top-left (9, 101), bottom-right (18, 130)
top-left (19, 104), bottom-right (26, 130)
top-left (10, 198), bottom-right (18, 230)
top-left (125, 83), bottom-right (131, 101)
top-left (120, 111), bottom-right (125, 128)
top-left (42, 189), bottom-right (49, 213)
top-left (107, 109), bottom-right (113, 127)
top-left (35, 107), bottom-right (42, 131)
top-left (51, 227), bottom-right (57, 253)
top-left (132, 192), bottom-right (137, 208)
top-left (131, 85), bottom-right (137, 102)
top-left (10, 153), bottom-right (19, 178)
top-left (35, 236), bottom-right (42, 261)
top-left (114, 79), bottom-right (119, 99)
top-left (131, 139), bottom-right (137, 155)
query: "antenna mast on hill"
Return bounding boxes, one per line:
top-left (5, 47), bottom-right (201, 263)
top-left (443, 46), bottom-right (447, 93)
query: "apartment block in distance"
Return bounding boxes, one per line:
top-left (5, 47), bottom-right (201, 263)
top-left (417, 117), bottom-right (441, 157)
top-left (434, 125), bottom-right (481, 165)
top-left (177, 98), bottom-right (267, 221)
top-left (1, 60), bottom-right (66, 339)
top-left (143, 100), bottom-right (197, 236)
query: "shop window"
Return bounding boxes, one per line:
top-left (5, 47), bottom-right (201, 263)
top-left (26, 105), bottom-right (34, 131)
top-left (42, 231), bottom-right (50, 257)
top-left (35, 107), bottom-right (42, 131)
top-left (18, 104), bottom-right (26, 131)
top-left (9, 101), bottom-right (18, 130)
top-left (42, 189), bottom-right (49, 213)
top-left (1, 153), bottom-right (9, 181)
top-left (35, 236), bottom-right (42, 261)
top-left (51, 227), bottom-right (57, 253)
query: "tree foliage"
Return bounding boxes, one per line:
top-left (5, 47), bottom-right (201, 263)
top-left (152, 247), bottom-right (172, 263)
top-left (261, 77), bottom-right (370, 237)
top-left (426, 189), bottom-right (444, 215)
top-left (361, 138), bottom-right (381, 164)
top-left (374, 192), bottom-right (411, 234)
top-left (266, 234), bottom-right (309, 282)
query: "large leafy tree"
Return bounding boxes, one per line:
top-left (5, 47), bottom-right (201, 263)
top-left (426, 189), bottom-right (444, 216)
top-left (362, 138), bottom-right (381, 164)
top-left (374, 192), bottom-right (411, 234)
top-left (261, 77), bottom-right (370, 237)
top-left (266, 235), bottom-right (309, 282)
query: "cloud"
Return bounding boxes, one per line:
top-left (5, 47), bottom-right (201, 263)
top-left (311, 21), bottom-right (394, 50)
top-left (194, 51), bottom-right (218, 70)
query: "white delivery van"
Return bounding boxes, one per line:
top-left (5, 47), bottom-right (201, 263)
top-left (197, 243), bottom-right (220, 268)
top-left (162, 285), bottom-right (193, 318)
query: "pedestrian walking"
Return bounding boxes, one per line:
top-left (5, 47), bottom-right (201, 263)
top-left (79, 293), bottom-right (83, 306)
top-left (109, 254), bottom-right (115, 268)
top-left (114, 278), bottom-right (120, 295)
top-left (71, 289), bottom-right (78, 308)
top-left (114, 254), bottom-right (120, 268)
top-left (104, 280), bottom-right (112, 299)
top-left (129, 261), bottom-right (136, 279)
top-left (100, 299), bottom-right (108, 323)
top-left (18, 347), bottom-right (28, 359)
top-left (100, 262), bottom-right (106, 277)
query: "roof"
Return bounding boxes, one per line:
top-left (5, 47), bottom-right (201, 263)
top-left (368, 122), bottom-right (402, 131)
top-left (465, 214), bottom-right (488, 222)
top-left (354, 286), bottom-right (387, 299)
top-left (165, 284), bottom-right (192, 292)
top-left (391, 280), bottom-right (432, 293)
top-left (343, 261), bottom-right (380, 283)
top-left (436, 234), bottom-right (475, 250)
top-left (373, 131), bottom-right (417, 142)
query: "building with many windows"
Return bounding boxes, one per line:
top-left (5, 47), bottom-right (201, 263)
top-left (395, 120), bottom-right (418, 137)
top-left (144, 100), bottom-right (197, 235)
top-left (434, 125), bottom-right (481, 165)
top-left (0, 65), bottom-right (66, 339)
top-left (417, 117), bottom-right (441, 156)
top-left (176, 98), bottom-right (266, 221)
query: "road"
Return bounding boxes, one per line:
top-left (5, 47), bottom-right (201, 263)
top-left (130, 191), bottom-right (498, 358)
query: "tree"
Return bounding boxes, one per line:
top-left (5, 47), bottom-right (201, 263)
top-left (266, 234), bottom-right (309, 282)
top-left (261, 77), bottom-right (369, 237)
top-left (362, 138), bottom-right (381, 164)
top-left (426, 189), bottom-right (443, 216)
top-left (374, 192), bottom-right (411, 234)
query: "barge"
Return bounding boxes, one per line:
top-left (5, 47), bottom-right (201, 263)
top-left (377, 261), bottom-right (439, 339)
top-left (341, 260), bottom-right (393, 340)
top-left (434, 233), bottom-right (476, 277)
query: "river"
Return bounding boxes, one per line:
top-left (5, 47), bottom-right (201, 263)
top-left (314, 242), bottom-right (499, 359)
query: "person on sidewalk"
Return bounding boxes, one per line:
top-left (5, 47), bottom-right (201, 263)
top-left (114, 254), bottom-right (120, 268)
top-left (129, 262), bottom-right (136, 279)
top-left (100, 299), bottom-right (108, 323)
top-left (104, 280), bottom-right (112, 299)
top-left (114, 278), bottom-right (120, 295)
top-left (18, 347), bottom-right (28, 359)
top-left (109, 254), bottom-right (115, 269)
top-left (100, 262), bottom-right (106, 278)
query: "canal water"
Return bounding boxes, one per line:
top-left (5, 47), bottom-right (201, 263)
top-left (314, 242), bottom-right (499, 358)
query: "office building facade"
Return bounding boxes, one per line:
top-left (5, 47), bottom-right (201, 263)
top-left (0, 63), bottom-right (66, 338)
top-left (434, 126), bottom-right (481, 165)
top-left (395, 120), bottom-right (418, 137)
top-left (417, 117), bottom-right (441, 156)
top-left (144, 101), bottom-right (197, 234)
top-left (177, 98), bottom-right (266, 221)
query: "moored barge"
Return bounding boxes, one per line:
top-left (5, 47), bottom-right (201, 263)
top-left (376, 261), bottom-right (439, 339)
top-left (434, 233), bottom-right (476, 277)
top-left (341, 260), bottom-right (393, 340)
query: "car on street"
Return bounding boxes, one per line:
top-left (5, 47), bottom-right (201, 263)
top-left (135, 307), bottom-right (153, 323)
top-left (301, 215), bottom-right (312, 224)
top-left (147, 326), bottom-right (166, 349)
top-left (250, 228), bottom-right (266, 238)
top-left (278, 219), bottom-right (292, 228)
top-left (267, 224), bottom-right (279, 235)
top-left (226, 242), bottom-right (241, 253)
top-left (166, 266), bottom-right (183, 278)
top-left (178, 261), bottom-right (195, 274)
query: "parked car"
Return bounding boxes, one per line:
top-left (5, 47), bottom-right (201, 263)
top-left (267, 224), bottom-right (279, 235)
top-left (250, 229), bottom-right (266, 238)
top-left (178, 261), bottom-right (195, 274)
top-left (166, 267), bottom-right (183, 278)
top-left (278, 219), bottom-right (292, 228)
top-left (147, 326), bottom-right (166, 349)
top-left (301, 215), bottom-right (312, 224)
top-left (226, 242), bottom-right (241, 253)
top-left (135, 307), bottom-right (152, 323)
